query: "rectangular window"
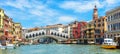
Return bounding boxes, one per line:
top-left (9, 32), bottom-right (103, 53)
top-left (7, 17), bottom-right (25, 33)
top-left (108, 16), bottom-right (110, 21)
top-left (108, 25), bottom-right (110, 31)
top-left (111, 16), bottom-right (113, 20)
top-left (119, 23), bottom-right (120, 29)
top-left (98, 24), bottom-right (101, 27)
top-left (98, 20), bottom-right (101, 22)
top-left (102, 23), bottom-right (104, 26)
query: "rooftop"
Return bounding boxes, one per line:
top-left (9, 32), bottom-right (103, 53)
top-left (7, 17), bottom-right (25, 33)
top-left (106, 6), bottom-right (120, 14)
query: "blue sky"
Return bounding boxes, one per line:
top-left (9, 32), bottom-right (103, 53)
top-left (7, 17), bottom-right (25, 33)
top-left (0, 0), bottom-right (120, 28)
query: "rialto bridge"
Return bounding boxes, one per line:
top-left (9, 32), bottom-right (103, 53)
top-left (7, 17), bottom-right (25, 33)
top-left (25, 30), bottom-right (70, 42)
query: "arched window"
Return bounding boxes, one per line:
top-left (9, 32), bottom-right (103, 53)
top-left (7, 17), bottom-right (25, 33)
top-left (57, 33), bottom-right (59, 36)
top-left (60, 34), bottom-right (62, 37)
top-left (54, 33), bottom-right (56, 35)
top-left (33, 34), bottom-right (35, 37)
top-left (51, 32), bottom-right (53, 35)
top-left (63, 35), bottom-right (65, 38)
top-left (42, 32), bottom-right (45, 35)
top-left (36, 33), bottom-right (38, 36)
top-left (66, 36), bottom-right (68, 38)
top-left (26, 35), bottom-right (28, 38)
top-left (29, 34), bottom-right (32, 38)
top-left (39, 33), bottom-right (41, 35)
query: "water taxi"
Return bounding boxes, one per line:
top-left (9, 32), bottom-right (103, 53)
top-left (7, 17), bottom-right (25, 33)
top-left (0, 43), bottom-right (6, 49)
top-left (101, 38), bottom-right (117, 49)
top-left (6, 44), bottom-right (15, 49)
top-left (0, 41), bottom-right (16, 49)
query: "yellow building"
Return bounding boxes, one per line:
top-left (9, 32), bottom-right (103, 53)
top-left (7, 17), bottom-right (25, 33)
top-left (85, 5), bottom-right (107, 44)
top-left (13, 23), bottom-right (22, 39)
top-left (94, 16), bottom-right (107, 38)
top-left (0, 8), bottom-right (5, 36)
top-left (86, 21), bottom-right (95, 43)
top-left (0, 8), bottom-right (11, 37)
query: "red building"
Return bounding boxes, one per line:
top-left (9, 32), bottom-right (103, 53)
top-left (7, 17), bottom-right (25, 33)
top-left (72, 21), bottom-right (87, 39)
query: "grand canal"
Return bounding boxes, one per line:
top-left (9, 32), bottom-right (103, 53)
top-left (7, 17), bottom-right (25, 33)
top-left (0, 44), bottom-right (120, 54)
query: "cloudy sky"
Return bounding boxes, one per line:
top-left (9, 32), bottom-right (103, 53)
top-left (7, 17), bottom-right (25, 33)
top-left (0, 0), bottom-right (120, 28)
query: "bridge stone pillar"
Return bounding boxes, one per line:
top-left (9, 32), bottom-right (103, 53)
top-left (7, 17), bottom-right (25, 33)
top-left (46, 29), bottom-right (50, 35)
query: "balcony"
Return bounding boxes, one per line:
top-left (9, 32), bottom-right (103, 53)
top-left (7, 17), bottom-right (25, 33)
top-left (86, 31), bottom-right (90, 34)
top-left (87, 26), bottom-right (94, 29)
top-left (87, 27), bottom-right (89, 29)
top-left (91, 30), bottom-right (94, 33)
top-left (91, 26), bottom-right (94, 28)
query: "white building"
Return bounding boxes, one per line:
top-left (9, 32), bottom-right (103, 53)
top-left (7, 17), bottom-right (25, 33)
top-left (106, 6), bottom-right (120, 39)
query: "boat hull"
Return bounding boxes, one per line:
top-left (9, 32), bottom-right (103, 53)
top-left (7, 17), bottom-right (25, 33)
top-left (101, 45), bottom-right (116, 49)
top-left (0, 46), bottom-right (6, 49)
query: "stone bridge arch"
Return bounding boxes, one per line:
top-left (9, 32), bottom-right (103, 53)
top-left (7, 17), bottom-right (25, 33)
top-left (25, 30), bottom-right (69, 42)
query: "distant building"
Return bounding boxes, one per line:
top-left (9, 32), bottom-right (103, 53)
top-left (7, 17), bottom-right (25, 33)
top-left (22, 29), bottom-right (29, 38)
top-left (62, 25), bottom-right (71, 38)
top-left (85, 5), bottom-right (107, 44)
top-left (22, 27), bottom-right (40, 38)
top-left (28, 27), bottom-right (40, 32)
top-left (41, 24), bottom-right (64, 33)
top-left (85, 21), bottom-right (95, 42)
top-left (13, 23), bottom-right (22, 39)
top-left (106, 6), bottom-right (120, 39)
top-left (94, 16), bottom-right (107, 38)
top-left (0, 8), bottom-right (22, 40)
top-left (69, 21), bottom-right (87, 39)
top-left (80, 22), bottom-right (87, 39)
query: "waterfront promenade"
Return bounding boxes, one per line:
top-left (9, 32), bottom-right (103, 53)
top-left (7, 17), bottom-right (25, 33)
top-left (0, 44), bottom-right (120, 54)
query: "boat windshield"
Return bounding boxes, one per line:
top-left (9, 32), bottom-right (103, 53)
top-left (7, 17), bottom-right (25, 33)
top-left (104, 40), bottom-right (113, 42)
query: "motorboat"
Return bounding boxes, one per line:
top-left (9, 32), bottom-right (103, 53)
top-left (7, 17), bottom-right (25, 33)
top-left (101, 38), bottom-right (117, 49)
top-left (0, 44), bottom-right (6, 49)
top-left (88, 41), bottom-right (95, 44)
top-left (6, 44), bottom-right (15, 49)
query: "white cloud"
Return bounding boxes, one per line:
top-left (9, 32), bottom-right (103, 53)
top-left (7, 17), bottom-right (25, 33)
top-left (43, 16), bottom-right (77, 25)
top-left (58, 16), bottom-right (76, 23)
top-left (60, 0), bottom-right (104, 13)
top-left (1, 0), bottom-right (59, 20)
top-left (103, 0), bottom-right (120, 12)
top-left (105, 0), bottom-right (116, 4)
top-left (59, 0), bottom-right (120, 13)
top-left (4, 0), bottom-right (31, 10)
top-left (1, 0), bottom-right (120, 28)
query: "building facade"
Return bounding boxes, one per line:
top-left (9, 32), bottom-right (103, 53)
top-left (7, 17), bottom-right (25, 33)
top-left (0, 8), bottom-right (14, 38)
top-left (106, 7), bottom-right (120, 40)
top-left (62, 25), bottom-right (71, 38)
top-left (69, 21), bottom-right (87, 39)
top-left (0, 8), bottom-right (5, 36)
top-left (0, 8), bottom-right (22, 41)
top-left (13, 23), bottom-right (22, 39)
top-left (44, 24), bottom-right (64, 33)
top-left (85, 5), bottom-right (107, 44)
top-left (22, 29), bottom-right (29, 38)
top-left (86, 21), bottom-right (95, 43)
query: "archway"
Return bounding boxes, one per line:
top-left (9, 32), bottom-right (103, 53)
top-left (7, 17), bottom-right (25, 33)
top-left (37, 36), bottom-right (59, 44)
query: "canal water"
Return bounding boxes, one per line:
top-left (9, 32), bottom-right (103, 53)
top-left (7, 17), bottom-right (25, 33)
top-left (0, 44), bottom-right (120, 54)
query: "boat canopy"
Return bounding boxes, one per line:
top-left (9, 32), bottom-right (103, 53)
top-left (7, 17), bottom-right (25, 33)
top-left (104, 38), bottom-right (113, 43)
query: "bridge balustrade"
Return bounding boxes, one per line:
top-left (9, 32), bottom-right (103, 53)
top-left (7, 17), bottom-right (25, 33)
top-left (25, 30), bottom-right (69, 40)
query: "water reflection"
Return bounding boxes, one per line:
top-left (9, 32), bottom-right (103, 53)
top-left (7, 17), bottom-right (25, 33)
top-left (0, 44), bottom-right (120, 54)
